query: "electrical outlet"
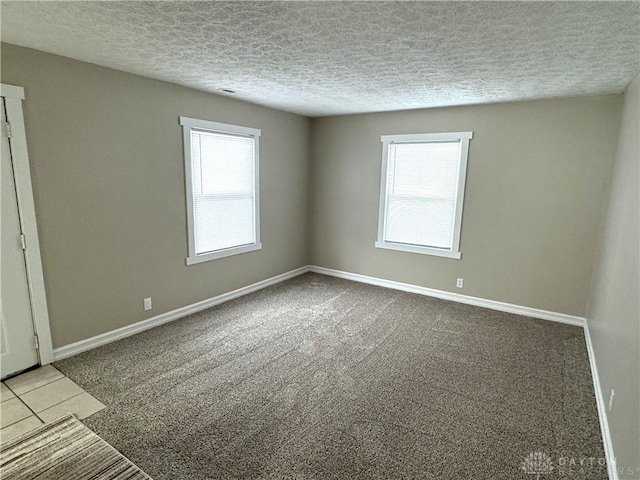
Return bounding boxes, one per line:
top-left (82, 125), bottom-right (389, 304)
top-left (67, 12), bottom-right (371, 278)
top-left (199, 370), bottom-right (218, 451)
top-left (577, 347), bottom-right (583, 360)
top-left (456, 278), bottom-right (464, 288)
top-left (143, 297), bottom-right (152, 311)
top-left (608, 390), bottom-right (615, 412)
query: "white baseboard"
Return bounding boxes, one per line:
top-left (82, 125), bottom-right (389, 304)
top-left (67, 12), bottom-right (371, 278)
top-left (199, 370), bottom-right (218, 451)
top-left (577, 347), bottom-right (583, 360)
top-left (54, 264), bottom-right (585, 361)
top-left (55, 263), bottom-right (585, 358)
top-left (583, 320), bottom-right (618, 480)
top-left (53, 266), bottom-right (310, 361)
top-left (308, 265), bottom-right (586, 327)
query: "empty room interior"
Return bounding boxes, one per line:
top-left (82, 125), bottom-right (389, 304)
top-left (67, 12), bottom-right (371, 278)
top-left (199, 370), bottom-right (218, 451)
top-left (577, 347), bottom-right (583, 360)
top-left (0, 2), bottom-right (639, 479)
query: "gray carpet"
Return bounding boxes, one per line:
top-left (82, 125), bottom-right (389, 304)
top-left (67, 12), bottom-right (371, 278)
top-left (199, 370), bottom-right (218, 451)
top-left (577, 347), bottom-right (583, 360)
top-left (0, 414), bottom-right (151, 479)
top-left (55, 273), bottom-right (607, 479)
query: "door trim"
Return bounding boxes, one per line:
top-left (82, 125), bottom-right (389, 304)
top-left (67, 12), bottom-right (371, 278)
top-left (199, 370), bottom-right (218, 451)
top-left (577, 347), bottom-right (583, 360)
top-left (1, 83), bottom-right (54, 365)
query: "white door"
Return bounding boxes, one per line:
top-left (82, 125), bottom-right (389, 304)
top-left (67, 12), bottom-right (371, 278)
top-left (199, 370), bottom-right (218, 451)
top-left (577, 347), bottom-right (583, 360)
top-left (1, 96), bottom-right (38, 378)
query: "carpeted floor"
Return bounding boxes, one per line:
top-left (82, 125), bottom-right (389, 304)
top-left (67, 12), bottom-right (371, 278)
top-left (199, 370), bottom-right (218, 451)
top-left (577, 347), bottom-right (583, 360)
top-left (55, 273), bottom-right (606, 479)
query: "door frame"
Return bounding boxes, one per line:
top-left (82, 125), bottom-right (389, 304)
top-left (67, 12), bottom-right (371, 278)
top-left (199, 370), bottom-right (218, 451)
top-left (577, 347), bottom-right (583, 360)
top-left (1, 83), bottom-right (53, 366)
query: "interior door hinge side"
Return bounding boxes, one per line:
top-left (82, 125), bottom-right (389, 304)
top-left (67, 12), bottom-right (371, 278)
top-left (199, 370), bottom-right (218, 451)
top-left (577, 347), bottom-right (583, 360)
top-left (34, 335), bottom-right (40, 351)
top-left (20, 234), bottom-right (26, 250)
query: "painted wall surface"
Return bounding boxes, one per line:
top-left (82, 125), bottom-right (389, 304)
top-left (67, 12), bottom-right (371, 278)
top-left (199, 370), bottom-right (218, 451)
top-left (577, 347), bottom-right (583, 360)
top-left (1, 44), bottom-right (311, 347)
top-left (309, 96), bottom-right (622, 316)
top-left (587, 73), bottom-right (640, 478)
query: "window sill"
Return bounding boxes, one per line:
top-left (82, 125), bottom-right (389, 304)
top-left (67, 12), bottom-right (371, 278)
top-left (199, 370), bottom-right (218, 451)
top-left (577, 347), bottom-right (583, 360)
top-left (186, 242), bottom-right (262, 265)
top-left (374, 241), bottom-right (461, 259)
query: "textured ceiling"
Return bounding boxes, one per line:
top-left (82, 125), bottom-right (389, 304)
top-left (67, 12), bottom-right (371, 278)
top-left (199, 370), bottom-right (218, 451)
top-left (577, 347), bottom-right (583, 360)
top-left (1, 1), bottom-right (639, 117)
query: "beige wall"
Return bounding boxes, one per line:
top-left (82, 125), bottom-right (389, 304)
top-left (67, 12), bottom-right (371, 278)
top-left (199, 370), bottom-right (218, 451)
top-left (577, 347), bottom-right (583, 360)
top-left (0, 41), bottom-right (629, 348)
top-left (310, 96), bottom-right (621, 316)
top-left (1, 44), bottom-right (311, 347)
top-left (587, 73), bottom-right (640, 477)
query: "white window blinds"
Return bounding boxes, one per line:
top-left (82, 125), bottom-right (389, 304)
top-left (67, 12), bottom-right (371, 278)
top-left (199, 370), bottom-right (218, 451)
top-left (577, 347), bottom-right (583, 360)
top-left (384, 141), bottom-right (461, 249)
top-left (180, 117), bottom-right (261, 264)
top-left (377, 132), bottom-right (472, 259)
top-left (191, 130), bottom-right (256, 255)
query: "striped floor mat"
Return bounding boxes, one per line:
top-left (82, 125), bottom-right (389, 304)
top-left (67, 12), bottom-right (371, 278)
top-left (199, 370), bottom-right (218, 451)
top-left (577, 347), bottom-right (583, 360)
top-left (0, 414), bottom-right (151, 479)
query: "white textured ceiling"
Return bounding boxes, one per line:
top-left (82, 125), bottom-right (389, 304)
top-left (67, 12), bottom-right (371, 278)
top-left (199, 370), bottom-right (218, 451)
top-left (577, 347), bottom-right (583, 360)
top-left (1, 1), bottom-right (639, 117)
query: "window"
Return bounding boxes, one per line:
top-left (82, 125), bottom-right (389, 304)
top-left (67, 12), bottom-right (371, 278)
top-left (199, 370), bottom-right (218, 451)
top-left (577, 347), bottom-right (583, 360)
top-left (180, 117), bottom-right (261, 265)
top-left (376, 131), bottom-right (473, 259)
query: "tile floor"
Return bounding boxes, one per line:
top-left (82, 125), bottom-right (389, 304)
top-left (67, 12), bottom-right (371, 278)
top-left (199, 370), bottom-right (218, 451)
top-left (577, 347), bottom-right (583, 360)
top-left (0, 365), bottom-right (105, 444)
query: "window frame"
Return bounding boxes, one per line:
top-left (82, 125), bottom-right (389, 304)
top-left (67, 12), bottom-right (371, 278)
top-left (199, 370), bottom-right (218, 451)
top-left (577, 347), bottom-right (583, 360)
top-left (375, 131), bottom-right (473, 259)
top-left (180, 116), bottom-right (261, 265)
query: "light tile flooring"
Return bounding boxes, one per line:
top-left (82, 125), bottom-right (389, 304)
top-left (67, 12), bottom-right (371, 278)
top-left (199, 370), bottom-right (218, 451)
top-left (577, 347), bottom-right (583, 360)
top-left (0, 365), bottom-right (105, 444)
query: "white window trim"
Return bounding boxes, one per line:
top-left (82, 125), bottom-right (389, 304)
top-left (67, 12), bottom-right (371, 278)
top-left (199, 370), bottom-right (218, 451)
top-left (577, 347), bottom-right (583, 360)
top-left (180, 116), bottom-right (262, 265)
top-left (375, 131), bottom-right (473, 260)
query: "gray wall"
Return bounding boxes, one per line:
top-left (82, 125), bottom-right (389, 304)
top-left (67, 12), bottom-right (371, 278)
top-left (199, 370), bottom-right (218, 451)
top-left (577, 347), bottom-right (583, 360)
top-left (309, 96), bottom-right (622, 316)
top-left (1, 44), bottom-right (311, 347)
top-left (587, 73), bottom-right (640, 477)
top-left (1, 42), bottom-right (630, 347)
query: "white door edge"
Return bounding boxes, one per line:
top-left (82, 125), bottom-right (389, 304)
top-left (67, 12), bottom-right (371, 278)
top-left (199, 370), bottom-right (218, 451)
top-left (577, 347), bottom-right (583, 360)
top-left (2, 83), bottom-right (54, 366)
